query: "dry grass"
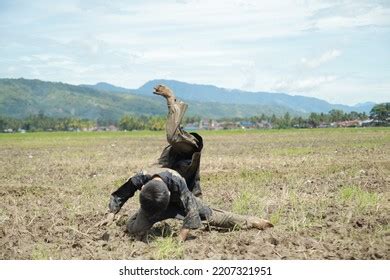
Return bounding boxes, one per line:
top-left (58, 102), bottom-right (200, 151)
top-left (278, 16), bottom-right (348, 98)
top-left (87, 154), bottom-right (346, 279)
top-left (0, 128), bottom-right (389, 259)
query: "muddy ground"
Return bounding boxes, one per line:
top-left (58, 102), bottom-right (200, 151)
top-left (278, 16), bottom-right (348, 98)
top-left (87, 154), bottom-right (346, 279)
top-left (0, 128), bottom-right (389, 259)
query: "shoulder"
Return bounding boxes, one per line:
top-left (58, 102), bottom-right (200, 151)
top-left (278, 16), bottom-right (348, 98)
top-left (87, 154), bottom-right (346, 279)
top-left (157, 169), bottom-right (188, 190)
top-left (158, 169), bottom-right (185, 184)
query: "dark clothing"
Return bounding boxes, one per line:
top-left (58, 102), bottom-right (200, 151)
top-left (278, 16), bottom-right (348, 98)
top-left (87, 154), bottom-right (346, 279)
top-left (107, 90), bottom-right (266, 237)
top-left (110, 168), bottom-right (212, 231)
top-left (109, 96), bottom-right (206, 235)
top-left (110, 168), bottom-right (263, 236)
top-left (156, 99), bottom-right (203, 198)
top-left (111, 168), bottom-right (260, 236)
top-left (157, 132), bottom-right (203, 197)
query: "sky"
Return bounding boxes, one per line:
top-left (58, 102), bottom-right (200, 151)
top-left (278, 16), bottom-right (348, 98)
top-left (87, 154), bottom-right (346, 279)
top-left (0, 0), bottom-right (389, 105)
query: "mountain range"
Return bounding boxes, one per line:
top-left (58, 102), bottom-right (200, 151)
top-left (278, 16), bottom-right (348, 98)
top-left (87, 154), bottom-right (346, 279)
top-left (0, 78), bottom-right (375, 120)
top-left (84, 79), bottom-right (375, 114)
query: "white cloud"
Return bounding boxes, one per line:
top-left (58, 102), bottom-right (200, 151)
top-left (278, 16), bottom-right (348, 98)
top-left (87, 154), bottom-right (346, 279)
top-left (301, 49), bottom-right (342, 68)
top-left (273, 75), bottom-right (338, 92)
top-left (1, 0), bottom-right (389, 104)
top-left (313, 5), bottom-right (390, 30)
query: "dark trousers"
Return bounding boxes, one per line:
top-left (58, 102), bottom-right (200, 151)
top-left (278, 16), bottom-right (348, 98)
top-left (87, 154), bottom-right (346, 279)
top-left (160, 98), bottom-right (201, 159)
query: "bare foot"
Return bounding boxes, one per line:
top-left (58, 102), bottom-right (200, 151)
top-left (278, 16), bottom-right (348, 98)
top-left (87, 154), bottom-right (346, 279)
top-left (153, 84), bottom-right (174, 98)
top-left (249, 218), bottom-right (274, 230)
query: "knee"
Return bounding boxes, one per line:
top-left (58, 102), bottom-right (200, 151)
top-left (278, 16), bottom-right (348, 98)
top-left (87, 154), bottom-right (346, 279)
top-left (166, 132), bottom-right (177, 145)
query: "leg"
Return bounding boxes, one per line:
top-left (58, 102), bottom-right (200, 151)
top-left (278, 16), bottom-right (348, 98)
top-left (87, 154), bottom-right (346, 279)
top-left (207, 208), bottom-right (273, 230)
top-left (166, 101), bottom-right (191, 146)
top-left (154, 84), bottom-right (203, 198)
top-left (154, 84), bottom-right (200, 153)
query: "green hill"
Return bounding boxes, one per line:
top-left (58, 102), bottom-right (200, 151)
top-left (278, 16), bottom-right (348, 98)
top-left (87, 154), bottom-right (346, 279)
top-left (0, 78), bottom-right (299, 119)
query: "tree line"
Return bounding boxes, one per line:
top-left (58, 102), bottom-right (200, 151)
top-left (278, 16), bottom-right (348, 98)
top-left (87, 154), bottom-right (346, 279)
top-left (0, 113), bottom-right (96, 132)
top-left (247, 110), bottom-right (369, 128)
top-left (1, 103), bottom-right (389, 132)
top-left (0, 113), bottom-right (167, 132)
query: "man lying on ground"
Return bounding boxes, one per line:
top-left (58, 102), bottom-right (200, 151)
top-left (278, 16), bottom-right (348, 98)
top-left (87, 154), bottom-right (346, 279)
top-left (96, 84), bottom-right (205, 228)
top-left (102, 167), bottom-right (273, 241)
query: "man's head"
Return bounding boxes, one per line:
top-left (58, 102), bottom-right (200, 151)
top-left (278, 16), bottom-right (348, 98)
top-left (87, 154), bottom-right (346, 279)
top-left (139, 178), bottom-right (170, 219)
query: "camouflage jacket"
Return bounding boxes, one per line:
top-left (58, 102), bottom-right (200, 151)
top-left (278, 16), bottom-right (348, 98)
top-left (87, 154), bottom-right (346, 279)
top-left (157, 132), bottom-right (203, 198)
top-left (109, 168), bottom-right (211, 229)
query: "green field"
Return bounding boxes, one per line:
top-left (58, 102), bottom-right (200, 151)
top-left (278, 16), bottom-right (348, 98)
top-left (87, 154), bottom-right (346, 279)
top-left (0, 128), bottom-right (389, 259)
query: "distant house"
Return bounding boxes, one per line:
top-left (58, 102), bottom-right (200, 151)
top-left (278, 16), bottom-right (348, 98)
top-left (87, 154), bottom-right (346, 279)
top-left (361, 119), bottom-right (389, 127)
top-left (257, 120), bottom-right (273, 129)
top-left (336, 120), bottom-right (361, 127)
top-left (361, 119), bottom-right (374, 127)
top-left (220, 122), bottom-right (240, 130)
top-left (318, 123), bottom-right (331, 128)
top-left (191, 119), bottom-right (223, 130)
top-left (239, 121), bottom-right (256, 129)
top-left (199, 118), bottom-right (211, 130)
top-left (93, 125), bottom-right (118, 131)
top-left (108, 125), bottom-right (118, 131)
top-left (210, 120), bottom-right (222, 130)
top-left (185, 119), bottom-right (272, 130)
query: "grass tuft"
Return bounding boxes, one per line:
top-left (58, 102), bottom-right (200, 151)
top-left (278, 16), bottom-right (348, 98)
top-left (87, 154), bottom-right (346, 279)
top-left (232, 189), bottom-right (265, 216)
top-left (152, 236), bottom-right (184, 260)
top-left (339, 185), bottom-right (379, 211)
top-left (31, 244), bottom-right (51, 260)
top-left (269, 208), bottom-right (283, 225)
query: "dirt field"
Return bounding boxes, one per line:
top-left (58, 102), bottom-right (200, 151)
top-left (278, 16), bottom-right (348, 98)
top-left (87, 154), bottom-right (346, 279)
top-left (0, 128), bottom-right (389, 259)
